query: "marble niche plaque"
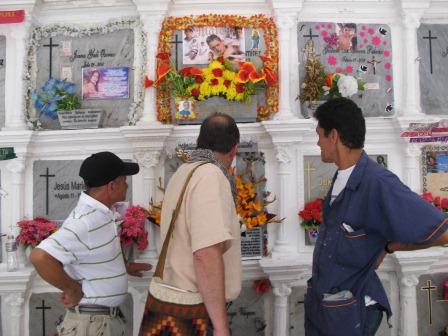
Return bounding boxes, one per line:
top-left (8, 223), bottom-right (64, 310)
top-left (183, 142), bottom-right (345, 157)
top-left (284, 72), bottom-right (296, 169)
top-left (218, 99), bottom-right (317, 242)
top-left (29, 292), bottom-right (133, 336)
top-left (418, 24), bottom-right (448, 115)
top-left (33, 160), bottom-right (133, 221)
top-left (0, 35), bottom-right (5, 129)
top-left (417, 273), bottom-right (448, 336)
top-left (298, 23), bottom-right (394, 117)
top-left (164, 142), bottom-right (266, 259)
top-left (169, 27), bottom-right (268, 124)
top-left (35, 29), bottom-right (134, 129)
top-left (303, 154), bottom-right (388, 203)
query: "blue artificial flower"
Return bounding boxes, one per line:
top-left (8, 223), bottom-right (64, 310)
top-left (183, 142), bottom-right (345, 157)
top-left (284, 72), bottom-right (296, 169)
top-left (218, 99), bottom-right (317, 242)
top-left (33, 78), bottom-right (78, 120)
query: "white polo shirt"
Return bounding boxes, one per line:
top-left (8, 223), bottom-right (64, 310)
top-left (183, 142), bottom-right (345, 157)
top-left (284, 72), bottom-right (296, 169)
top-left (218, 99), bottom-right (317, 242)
top-left (38, 192), bottom-right (127, 307)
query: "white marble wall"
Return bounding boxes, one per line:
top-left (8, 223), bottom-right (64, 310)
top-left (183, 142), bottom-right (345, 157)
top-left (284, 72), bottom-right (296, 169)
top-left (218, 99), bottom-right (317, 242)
top-left (0, 0), bottom-right (447, 335)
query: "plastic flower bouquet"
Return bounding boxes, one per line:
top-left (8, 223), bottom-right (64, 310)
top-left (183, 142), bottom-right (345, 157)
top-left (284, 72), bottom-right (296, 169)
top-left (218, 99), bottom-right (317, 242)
top-left (119, 205), bottom-right (149, 250)
top-left (323, 72), bottom-right (364, 98)
top-left (32, 78), bottom-right (81, 120)
top-left (422, 192), bottom-right (448, 214)
top-left (16, 217), bottom-right (58, 248)
top-left (298, 198), bottom-right (323, 229)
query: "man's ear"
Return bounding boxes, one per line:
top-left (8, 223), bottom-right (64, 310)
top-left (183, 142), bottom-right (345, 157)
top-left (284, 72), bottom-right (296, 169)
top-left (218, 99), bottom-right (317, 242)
top-left (329, 128), bottom-right (340, 144)
top-left (230, 144), bottom-right (238, 157)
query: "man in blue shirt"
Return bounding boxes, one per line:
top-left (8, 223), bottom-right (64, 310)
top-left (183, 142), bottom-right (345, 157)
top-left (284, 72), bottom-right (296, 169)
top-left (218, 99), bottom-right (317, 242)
top-left (305, 98), bottom-right (448, 336)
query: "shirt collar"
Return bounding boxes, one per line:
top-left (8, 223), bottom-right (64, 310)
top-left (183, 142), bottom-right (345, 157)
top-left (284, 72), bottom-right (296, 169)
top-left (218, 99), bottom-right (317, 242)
top-left (345, 150), bottom-right (368, 191)
top-left (79, 192), bottom-right (113, 215)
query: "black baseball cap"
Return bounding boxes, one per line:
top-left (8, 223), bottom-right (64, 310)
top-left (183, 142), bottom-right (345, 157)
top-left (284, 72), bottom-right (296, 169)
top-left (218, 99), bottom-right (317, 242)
top-left (79, 151), bottom-right (139, 187)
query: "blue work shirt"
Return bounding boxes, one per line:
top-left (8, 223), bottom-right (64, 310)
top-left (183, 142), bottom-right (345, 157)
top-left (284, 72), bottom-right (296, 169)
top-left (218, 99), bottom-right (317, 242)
top-left (305, 151), bottom-right (448, 336)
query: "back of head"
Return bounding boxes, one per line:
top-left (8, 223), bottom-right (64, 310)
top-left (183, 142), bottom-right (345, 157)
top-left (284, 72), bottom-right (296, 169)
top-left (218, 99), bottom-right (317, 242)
top-left (206, 34), bottom-right (220, 46)
top-left (314, 98), bottom-right (365, 149)
top-left (197, 113), bottom-right (240, 154)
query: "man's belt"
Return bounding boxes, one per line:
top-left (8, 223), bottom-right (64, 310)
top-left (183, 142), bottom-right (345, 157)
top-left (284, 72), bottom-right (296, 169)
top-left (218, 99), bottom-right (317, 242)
top-left (69, 304), bottom-right (122, 317)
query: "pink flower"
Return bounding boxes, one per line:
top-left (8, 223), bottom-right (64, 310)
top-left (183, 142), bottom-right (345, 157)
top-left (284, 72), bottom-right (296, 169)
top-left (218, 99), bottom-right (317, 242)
top-left (119, 205), bottom-right (149, 250)
top-left (385, 75), bottom-right (392, 81)
top-left (384, 62), bottom-right (391, 70)
top-left (321, 30), bottom-right (328, 37)
top-left (315, 24), bottom-right (321, 30)
top-left (336, 67), bottom-right (342, 73)
top-left (327, 55), bottom-right (337, 66)
top-left (372, 36), bottom-right (381, 46)
top-left (360, 31), bottom-right (365, 37)
top-left (345, 65), bottom-right (353, 74)
top-left (16, 217), bottom-right (58, 247)
top-left (368, 28), bottom-right (374, 35)
top-left (361, 25), bottom-right (366, 30)
top-left (384, 50), bottom-right (391, 57)
top-left (327, 23), bottom-right (333, 29)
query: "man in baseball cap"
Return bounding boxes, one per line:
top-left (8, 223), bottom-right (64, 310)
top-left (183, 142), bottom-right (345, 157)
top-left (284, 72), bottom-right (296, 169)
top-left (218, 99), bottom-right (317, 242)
top-left (30, 151), bottom-right (151, 336)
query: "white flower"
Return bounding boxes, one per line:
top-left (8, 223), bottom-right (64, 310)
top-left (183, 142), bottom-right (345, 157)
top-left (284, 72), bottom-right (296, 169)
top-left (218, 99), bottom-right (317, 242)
top-left (337, 74), bottom-right (358, 98)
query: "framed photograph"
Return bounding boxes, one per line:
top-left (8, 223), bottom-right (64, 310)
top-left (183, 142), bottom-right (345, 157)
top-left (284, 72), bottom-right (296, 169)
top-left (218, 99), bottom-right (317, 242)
top-left (82, 66), bottom-right (129, 100)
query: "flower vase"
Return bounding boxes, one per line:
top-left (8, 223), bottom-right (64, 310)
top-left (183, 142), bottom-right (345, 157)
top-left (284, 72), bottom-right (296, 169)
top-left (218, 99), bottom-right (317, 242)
top-left (24, 245), bottom-right (33, 266)
top-left (123, 244), bottom-right (134, 264)
top-left (306, 227), bottom-right (319, 245)
top-left (174, 99), bottom-right (197, 123)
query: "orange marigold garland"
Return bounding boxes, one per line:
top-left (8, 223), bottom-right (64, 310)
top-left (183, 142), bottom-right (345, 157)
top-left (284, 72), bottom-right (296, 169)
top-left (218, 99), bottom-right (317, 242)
top-left (155, 14), bottom-right (279, 123)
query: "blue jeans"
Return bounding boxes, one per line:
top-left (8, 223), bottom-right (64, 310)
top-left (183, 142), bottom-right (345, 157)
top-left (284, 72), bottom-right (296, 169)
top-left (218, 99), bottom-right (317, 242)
top-left (364, 304), bottom-right (384, 336)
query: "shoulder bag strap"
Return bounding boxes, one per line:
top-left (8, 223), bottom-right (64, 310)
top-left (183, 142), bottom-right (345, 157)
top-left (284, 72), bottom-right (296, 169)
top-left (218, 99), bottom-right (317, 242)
top-left (154, 161), bottom-right (209, 279)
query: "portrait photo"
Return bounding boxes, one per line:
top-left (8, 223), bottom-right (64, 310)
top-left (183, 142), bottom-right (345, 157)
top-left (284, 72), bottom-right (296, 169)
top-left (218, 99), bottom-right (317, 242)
top-left (82, 67), bottom-right (129, 100)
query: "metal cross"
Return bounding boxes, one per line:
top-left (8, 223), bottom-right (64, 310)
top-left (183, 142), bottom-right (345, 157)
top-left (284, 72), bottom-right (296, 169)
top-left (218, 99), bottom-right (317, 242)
top-left (35, 299), bottom-right (52, 336)
top-left (40, 167), bottom-right (55, 215)
top-left (423, 30), bottom-right (438, 74)
top-left (367, 55), bottom-right (382, 75)
top-left (303, 28), bottom-right (319, 42)
top-left (421, 279), bottom-right (437, 325)
top-left (170, 34), bottom-right (182, 70)
top-left (304, 161), bottom-right (316, 201)
top-left (43, 38), bottom-right (60, 79)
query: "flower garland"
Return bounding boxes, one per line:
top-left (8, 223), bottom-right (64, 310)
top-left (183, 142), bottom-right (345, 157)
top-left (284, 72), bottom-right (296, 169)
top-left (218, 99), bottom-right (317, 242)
top-left (24, 18), bottom-right (146, 129)
top-left (156, 14), bottom-right (279, 123)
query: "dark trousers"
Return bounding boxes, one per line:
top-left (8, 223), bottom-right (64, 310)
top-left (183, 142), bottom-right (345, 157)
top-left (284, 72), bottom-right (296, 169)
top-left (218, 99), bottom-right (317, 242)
top-left (364, 304), bottom-right (384, 336)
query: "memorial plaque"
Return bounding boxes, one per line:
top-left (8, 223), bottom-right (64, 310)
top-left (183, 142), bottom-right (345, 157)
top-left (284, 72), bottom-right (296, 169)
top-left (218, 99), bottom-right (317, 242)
top-left (169, 27), bottom-right (268, 124)
top-left (417, 274), bottom-right (448, 336)
top-left (0, 35), bottom-right (5, 129)
top-left (35, 29), bottom-right (134, 129)
top-left (33, 160), bottom-right (133, 221)
top-left (418, 24), bottom-right (448, 115)
top-left (57, 109), bottom-right (103, 129)
top-left (164, 142), bottom-right (266, 259)
top-left (298, 23), bottom-right (394, 117)
top-left (29, 292), bottom-right (133, 336)
top-left (303, 154), bottom-right (388, 202)
top-left (228, 282), bottom-right (267, 335)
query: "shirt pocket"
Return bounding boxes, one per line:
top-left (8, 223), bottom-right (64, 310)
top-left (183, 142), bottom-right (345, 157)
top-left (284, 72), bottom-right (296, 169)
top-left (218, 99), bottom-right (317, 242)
top-left (335, 225), bottom-right (370, 269)
top-left (320, 297), bottom-right (363, 336)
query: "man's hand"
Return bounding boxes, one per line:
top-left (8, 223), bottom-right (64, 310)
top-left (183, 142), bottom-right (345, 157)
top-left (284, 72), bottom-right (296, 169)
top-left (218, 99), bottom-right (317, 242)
top-left (374, 250), bottom-right (387, 269)
top-left (60, 283), bottom-right (84, 307)
top-left (126, 262), bottom-right (152, 277)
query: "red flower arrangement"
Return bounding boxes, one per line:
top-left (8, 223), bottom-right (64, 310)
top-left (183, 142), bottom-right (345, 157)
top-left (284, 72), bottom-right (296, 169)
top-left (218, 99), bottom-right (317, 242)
top-left (119, 205), bottom-right (149, 250)
top-left (16, 217), bottom-right (58, 248)
top-left (422, 192), bottom-right (448, 214)
top-left (252, 277), bottom-right (272, 295)
top-left (298, 198), bottom-right (324, 229)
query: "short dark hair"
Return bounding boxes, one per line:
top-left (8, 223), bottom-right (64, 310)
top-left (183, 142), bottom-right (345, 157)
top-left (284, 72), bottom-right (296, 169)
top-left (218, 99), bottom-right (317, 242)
top-left (314, 98), bottom-right (365, 149)
top-left (206, 34), bottom-right (221, 46)
top-left (197, 113), bottom-right (240, 154)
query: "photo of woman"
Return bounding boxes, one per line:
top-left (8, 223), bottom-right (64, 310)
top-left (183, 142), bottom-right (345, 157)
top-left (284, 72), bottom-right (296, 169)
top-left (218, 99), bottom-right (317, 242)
top-left (82, 69), bottom-right (100, 98)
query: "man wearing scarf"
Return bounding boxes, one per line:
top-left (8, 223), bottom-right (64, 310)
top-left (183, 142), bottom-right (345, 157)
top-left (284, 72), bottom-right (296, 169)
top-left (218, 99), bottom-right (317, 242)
top-left (157, 113), bottom-right (241, 336)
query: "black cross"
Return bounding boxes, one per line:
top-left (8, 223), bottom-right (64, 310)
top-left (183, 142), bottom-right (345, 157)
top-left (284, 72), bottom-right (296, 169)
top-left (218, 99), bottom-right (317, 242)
top-left (35, 299), bottom-right (52, 336)
top-left (40, 167), bottom-right (55, 215)
top-left (421, 279), bottom-right (437, 325)
top-left (43, 38), bottom-right (59, 79)
top-left (423, 30), bottom-right (438, 74)
top-left (303, 28), bottom-right (319, 42)
top-left (170, 35), bottom-right (182, 71)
